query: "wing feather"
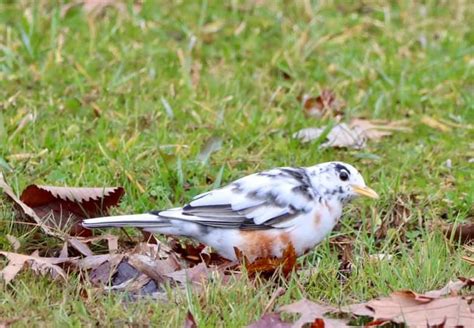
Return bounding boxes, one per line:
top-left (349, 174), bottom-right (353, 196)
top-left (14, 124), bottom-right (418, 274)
top-left (158, 167), bottom-right (317, 230)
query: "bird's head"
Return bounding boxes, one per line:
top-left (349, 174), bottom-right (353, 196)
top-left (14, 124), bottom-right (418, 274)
top-left (311, 162), bottom-right (379, 204)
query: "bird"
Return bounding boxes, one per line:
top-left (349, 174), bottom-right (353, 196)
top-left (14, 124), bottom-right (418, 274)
top-left (82, 162), bottom-right (378, 261)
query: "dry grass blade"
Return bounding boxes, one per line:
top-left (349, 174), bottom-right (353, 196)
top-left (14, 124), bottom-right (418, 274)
top-left (421, 116), bottom-right (452, 132)
top-left (463, 245), bottom-right (474, 265)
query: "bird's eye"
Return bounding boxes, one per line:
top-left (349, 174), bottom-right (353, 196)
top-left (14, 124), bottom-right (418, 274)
top-left (339, 171), bottom-right (349, 181)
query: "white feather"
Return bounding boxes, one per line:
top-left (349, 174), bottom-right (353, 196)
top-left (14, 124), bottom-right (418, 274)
top-left (82, 213), bottom-right (163, 228)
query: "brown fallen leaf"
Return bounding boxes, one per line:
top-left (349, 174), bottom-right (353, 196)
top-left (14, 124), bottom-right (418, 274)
top-left (0, 251), bottom-right (73, 284)
top-left (247, 313), bottom-right (291, 328)
top-left (364, 292), bottom-right (472, 327)
top-left (164, 262), bottom-right (210, 286)
top-left (422, 277), bottom-right (474, 298)
top-left (293, 118), bottom-right (410, 148)
top-left (66, 234), bottom-right (119, 257)
top-left (341, 278), bottom-right (474, 327)
top-left (128, 254), bottom-right (179, 284)
top-left (73, 253), bottom-right (124, 286)
top-left (183, 311), bottom-right (198, 328)
top-left (71, 243), bottom-right (185, 298)
top-left (302, 89), bottom-right (345, 119)
top-left (278, 299), bottom-right (348, 328)
top-left (0, 173), bottom-right (60, 238)
top-left (442, 222), bottom-right (474, 244)
top-left (19, 184), bottom-right (124, 236)
top-left (169, 238), bottom-right (228, 266)
top-left (293, 123), bottom-right (364, 147)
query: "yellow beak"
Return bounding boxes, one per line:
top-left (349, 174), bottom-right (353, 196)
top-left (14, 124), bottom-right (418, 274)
top-left (351, 185), bottom-right (379, 199)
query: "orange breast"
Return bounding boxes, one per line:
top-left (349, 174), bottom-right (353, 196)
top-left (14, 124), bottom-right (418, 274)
top-left (237, 230), bottom-right (292, 260)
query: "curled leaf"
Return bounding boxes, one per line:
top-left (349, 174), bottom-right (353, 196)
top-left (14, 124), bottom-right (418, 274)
top-left (0, 251), bottom-right (73, 284)
top-left (19, 184), bottom-right (124, 236)
top-left (294, 119), bottom-right (410, 148)
top-left (302, 89), bottom-right (345, 118)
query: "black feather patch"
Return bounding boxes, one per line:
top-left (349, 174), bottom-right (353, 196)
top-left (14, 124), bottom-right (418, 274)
top-left (334, 163), bottom-right (350, 175)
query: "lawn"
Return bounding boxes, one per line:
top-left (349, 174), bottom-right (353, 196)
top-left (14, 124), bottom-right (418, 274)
top-left (0, 0), bottom-right (473, 326)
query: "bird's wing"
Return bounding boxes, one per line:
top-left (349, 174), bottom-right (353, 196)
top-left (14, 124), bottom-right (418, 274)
top-left (157, 167), bottom-right (318, 229)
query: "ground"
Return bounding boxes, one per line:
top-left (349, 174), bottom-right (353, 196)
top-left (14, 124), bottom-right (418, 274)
top-left (0, 1), bottom-right (473, 326)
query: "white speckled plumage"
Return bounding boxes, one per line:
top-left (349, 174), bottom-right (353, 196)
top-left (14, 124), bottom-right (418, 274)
top-left (83, 162), bottom-right (378, 260)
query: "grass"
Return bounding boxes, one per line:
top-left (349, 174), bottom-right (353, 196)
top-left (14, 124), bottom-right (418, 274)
top-left (1, 0), bottom-right (473, 326)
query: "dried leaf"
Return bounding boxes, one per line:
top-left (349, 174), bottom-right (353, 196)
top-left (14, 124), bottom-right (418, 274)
top-left (165, 262), bottom-right (210, 286)
top-left (422, 277), bottom-right (474, 298)
top-left (442, 222), bottom-right (474, 244)
top-left (247, 313), bottom-right (291, 328)
top-left (302, 89), bottom-right (345, 118)
top-left (341, 278), bottom-right (474, 327)
top-left (294, 119), bottom-right (410, 148)
top-left (128, 254), bottom-right (179, 284)
top-left (362, 293), bottom-right (472, 327)
top-left (0, 251), bottom-right (72, 284)
top-left (19, 184), bottom-right (124, 235)
top-left (278, 299), bottom-right (347, 328)
top-left (68, 234), bottom-right (119, 256)
top-left (169, 238), bottom-right (228, 266)
top-left (183, 311), bottom-right (198, 328)
top-left (68, 238), bottom-right (94, 256)
top-left (59, 242), bottom-right (69, 258)
top-left (74, 254), bottom-right (122, 270)
top-left (0, 173), bottom-right (60, 238)
top-left (293, 124), bottom-right (364, 148)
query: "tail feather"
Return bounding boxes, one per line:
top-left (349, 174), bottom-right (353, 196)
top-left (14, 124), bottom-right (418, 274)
top-left (82, 213), bottom-right (171, 229)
